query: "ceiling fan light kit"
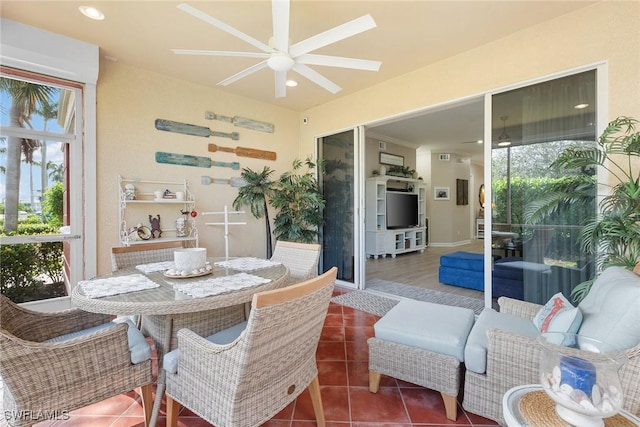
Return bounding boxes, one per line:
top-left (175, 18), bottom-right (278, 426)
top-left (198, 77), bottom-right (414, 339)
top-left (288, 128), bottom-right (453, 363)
top-left (174, 1), bottom-right (381, 98)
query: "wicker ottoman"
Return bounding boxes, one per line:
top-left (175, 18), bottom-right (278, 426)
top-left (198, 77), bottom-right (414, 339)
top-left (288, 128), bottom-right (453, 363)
top-left (368, 300), bottom-right (475, 421)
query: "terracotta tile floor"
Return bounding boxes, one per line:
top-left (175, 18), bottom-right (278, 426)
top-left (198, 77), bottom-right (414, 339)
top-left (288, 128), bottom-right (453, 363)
top-left (17, 287), bottom-right (500, 427)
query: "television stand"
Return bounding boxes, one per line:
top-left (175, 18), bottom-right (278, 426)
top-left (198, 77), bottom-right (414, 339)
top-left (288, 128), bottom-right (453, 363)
top-left (388, 227), bottom-right (427, 258)
top-left (365, 177), bottom-right (428, 259)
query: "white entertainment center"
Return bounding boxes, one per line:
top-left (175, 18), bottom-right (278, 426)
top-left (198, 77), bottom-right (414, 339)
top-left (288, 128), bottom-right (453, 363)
top-left (365, 176), bottom-right (428, 259)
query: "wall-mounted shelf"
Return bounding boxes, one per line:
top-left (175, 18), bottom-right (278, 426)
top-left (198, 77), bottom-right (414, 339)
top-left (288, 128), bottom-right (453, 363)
top-left (118, 176), bottom-right (199, 247)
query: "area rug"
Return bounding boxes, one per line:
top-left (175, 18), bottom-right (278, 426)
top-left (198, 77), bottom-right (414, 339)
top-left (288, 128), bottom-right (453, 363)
top-left (331, 279), bottom-right (488, 316)
top-left (331, 291), bottom-right (399, 317)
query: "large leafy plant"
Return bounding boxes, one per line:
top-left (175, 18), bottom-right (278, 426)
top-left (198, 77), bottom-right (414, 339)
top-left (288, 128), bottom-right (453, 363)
top-left (233, 166), bottom-right (275, 258)
top-left (271, 158), bottom-right (325, 244)
top-left (529, 116), bottom-right (640, 301)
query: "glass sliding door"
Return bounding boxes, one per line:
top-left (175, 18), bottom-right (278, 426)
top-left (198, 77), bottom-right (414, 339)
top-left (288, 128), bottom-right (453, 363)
top-left (317, 128), bottom-right (363, 287)
top-left (490, 70), bottom-right (597, 303)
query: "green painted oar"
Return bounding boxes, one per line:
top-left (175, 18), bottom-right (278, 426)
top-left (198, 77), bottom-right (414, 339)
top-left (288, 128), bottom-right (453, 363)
top-left (155, 152), bottom-right (211, 168)
top-left (155, 118), bottom-right (240, 140)
top-left (201, 176), bottom-right (248, 187)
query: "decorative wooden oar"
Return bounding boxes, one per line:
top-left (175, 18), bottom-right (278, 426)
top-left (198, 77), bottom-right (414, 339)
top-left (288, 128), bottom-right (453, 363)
top-left (208, 143), bottom-right (276, 161)
top-left (205, 111), bottom-right (274, 133)
top-left (156, 152), bottom-right (243, 169)
top-left (201, 176), bottom-right (248, 187)
top-left (156, 152), bottom-right (212, 168)
top-left (155, 118), bottom-right (240, 141)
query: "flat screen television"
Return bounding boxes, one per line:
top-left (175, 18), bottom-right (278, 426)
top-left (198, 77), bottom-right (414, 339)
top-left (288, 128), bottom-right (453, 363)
top-left (386, 192), bottom-right (419, 229)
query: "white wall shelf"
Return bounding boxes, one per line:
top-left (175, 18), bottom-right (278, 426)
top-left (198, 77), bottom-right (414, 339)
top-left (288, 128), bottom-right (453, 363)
top-left (118, 176), bottom-right (199, 247)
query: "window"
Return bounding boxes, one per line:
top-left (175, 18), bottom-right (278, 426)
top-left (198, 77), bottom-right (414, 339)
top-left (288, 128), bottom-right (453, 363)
top-left (1, 69), bottom-right (85, 304)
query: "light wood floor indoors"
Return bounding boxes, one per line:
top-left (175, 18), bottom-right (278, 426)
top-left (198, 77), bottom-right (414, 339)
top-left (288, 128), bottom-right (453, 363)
top-left (365, 239), bottom-right (485, 299)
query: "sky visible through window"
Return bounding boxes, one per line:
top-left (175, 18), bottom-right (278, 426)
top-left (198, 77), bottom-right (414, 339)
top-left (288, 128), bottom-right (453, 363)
top-left (0, 88), bottom-right (65, 205)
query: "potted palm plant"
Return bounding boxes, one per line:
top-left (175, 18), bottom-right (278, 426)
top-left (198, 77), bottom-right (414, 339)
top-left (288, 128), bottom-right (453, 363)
top-left (271, 158), bottom-right (325, 244)
top-left (527, 116), bottom-right (640, 301)
top-left (233, 166), bottom-right (275, 258)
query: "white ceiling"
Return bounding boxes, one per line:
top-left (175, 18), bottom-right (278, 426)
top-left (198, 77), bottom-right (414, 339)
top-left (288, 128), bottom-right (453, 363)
top-left (1, 0), bottom-right (597, 160)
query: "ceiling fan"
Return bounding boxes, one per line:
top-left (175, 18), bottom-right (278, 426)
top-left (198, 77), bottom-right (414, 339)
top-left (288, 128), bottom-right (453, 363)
top-left (172, 1), bottom-right (382, 98)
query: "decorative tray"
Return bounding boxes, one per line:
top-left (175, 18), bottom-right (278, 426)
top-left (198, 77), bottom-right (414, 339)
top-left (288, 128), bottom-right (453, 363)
top-left (164, 265), bottom-right (213, 279)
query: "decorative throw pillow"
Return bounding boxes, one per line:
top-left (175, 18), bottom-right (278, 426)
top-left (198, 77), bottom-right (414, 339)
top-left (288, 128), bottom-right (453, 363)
top-left (533, 292), bottom-right (583, 333)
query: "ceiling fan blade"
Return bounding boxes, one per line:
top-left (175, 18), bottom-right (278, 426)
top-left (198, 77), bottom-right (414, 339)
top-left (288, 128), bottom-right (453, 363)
top-left (289, 14), bottom-right (376, 57)
top-left (177, 3), bottom-right (272, 53)
top-left (272, 0), bottom-right (290, 52)
top-left (292, 64), bottom-right (341, 94)
top-left (218, 60), bottom-right (268, 86)
top-left (172, 49), bottom-right (270, 59)
top-left (296, 54), bottom-right (381, 71)
top-left (274, 71), bottom-right (287, 98)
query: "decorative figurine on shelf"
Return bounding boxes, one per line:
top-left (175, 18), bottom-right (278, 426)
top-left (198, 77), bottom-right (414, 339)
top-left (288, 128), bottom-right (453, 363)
top-left (149, 214), bottom-right (162, 238)
top-left (124, 184), bottom-right (136, 200)
top-left (176, 210), bottom-right (189, 237)
top-left (163, 189), bottom-right (175, 199)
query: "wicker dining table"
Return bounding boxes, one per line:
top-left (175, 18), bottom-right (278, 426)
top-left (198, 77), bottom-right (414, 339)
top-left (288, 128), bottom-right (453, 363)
top-left (72, 257), bottom-right (289, 427)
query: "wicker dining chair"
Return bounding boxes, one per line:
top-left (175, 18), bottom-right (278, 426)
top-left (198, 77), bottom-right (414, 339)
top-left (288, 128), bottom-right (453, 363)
top-left (111, 240), bottom-right (184, 271)
top-left (0, 295), bottom-right (154, 427)
top-left (270, 240), bottom-right (321, 284)
top-left (164, 267), bottom-right (337, 427)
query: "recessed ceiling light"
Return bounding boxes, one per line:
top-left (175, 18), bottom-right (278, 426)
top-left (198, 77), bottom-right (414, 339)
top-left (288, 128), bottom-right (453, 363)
top-left (79, 6), bottom-right (105, 20)
top-left (477, 140), bottom-right (483, 144)
top-left (574, 103), bottom-right (589, 109)
top-left (285, 80), bottom-right (298, 87)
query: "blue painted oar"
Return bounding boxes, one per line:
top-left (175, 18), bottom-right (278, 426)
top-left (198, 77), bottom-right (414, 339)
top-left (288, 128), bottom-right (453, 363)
top-left (156, 152), bottom-right (211, 168)
top-left (201, 176), bottom-right (248, 187)
top-left (212, 160), bottom-right (240, 170)
top-left (155, 118), bottom-right (240, 140)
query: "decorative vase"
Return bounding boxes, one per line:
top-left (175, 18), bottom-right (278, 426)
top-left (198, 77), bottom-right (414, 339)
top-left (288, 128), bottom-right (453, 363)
top-left (379, 165), bottom-right (386, 176)
top-left (538, 333), bottom-right (627, 427)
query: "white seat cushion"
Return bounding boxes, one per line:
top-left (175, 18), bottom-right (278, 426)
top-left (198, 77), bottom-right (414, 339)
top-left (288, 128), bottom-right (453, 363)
top-left (464, 308), bottom-right (539, 374)
top-left (163, 321), bottom-right (248, 375)
top-left (44, 318), bottom-right (152, 365)
top-left (374, 300), bottom-right (475, 362)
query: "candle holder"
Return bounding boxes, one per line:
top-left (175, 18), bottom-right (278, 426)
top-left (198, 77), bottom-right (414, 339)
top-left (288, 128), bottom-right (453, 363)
top-left (538, 332), bottom-right (627, 427)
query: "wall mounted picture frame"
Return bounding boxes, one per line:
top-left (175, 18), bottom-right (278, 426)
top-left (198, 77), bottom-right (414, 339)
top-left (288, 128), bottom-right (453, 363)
top-left (434, 187), bottom-right (450, 200)
top-left (456, 179), bottom-right (469, 205)
top-left (379, 152), bottom-right (404, 167)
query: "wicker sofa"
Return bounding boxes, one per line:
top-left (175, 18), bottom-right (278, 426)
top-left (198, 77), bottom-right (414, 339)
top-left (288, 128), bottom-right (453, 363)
top-left (462, 267), bottom-right (640, 425)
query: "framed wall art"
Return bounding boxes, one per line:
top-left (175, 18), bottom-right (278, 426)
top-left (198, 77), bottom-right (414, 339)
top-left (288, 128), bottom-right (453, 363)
top-left (434, 187), bottom-right (450, 200)
top-left (456, 179), bottom-right (469, 205)
top-left (379, 152), bottom-right (404, 167)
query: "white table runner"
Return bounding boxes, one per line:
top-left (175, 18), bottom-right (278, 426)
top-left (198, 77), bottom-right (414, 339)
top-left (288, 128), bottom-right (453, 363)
top-left (172, 272), bottom-right (271, 298)
top-left (79, 274), bottom-right (159, 298)
top-left (214, 257), bottom-right (281, 272)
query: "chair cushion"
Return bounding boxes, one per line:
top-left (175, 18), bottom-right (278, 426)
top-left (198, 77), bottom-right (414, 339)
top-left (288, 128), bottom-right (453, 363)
top-left (44, 318), bottom-right (152, 365)
top-left (578, 267), bottom-right (640, 350)
top-left (464, 308), bottom-right (539, 374)
top-left (373, 300), bottom-right (475, 362)
top-left (163, 321), bottom-right (248, 375)
top-left (533, 292), bottom-right (582, 334)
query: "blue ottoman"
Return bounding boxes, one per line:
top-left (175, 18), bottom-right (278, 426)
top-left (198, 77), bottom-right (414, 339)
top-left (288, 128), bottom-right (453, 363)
top-left (492, 258), bottom-right (551, 302)
top-left (368, 300), bottom-right (475, 421)
top-left (439, 251), bottom-right (484, 291)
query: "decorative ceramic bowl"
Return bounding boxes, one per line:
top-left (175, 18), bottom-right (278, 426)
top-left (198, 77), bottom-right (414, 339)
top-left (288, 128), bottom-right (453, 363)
top-left (538, 333), bottom-right (627, 427)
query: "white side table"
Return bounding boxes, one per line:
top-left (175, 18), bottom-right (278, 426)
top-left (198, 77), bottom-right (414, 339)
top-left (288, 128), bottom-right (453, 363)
top-left (503, 384), bottom-right (640, 427)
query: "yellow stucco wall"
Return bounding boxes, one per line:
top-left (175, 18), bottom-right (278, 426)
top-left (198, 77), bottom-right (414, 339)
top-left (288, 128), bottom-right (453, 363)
top-left (96, 62), bottom-right (300, 273)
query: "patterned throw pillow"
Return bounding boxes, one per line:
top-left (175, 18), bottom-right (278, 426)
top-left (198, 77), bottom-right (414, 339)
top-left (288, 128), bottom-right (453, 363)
top-left (533, 292), bottom-right (583, 333)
